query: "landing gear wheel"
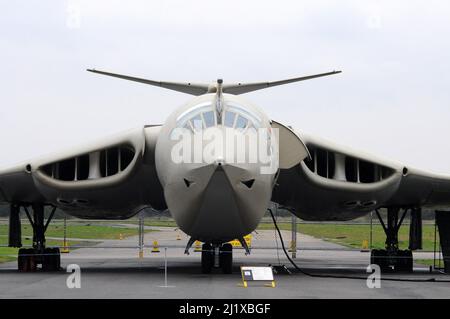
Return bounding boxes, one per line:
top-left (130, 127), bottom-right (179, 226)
top-left (13, 204), bottom-right (61, 273)
top-left (397, 249), bottom-right (413, 272)
top-left (54, 247), bottom-right (61, 270)
top-left (371, 249), bottom-right (413, 272)
top-left (18, 248), bottom-right (27, 272)
top-left (201, 243), bottom-right (214, 274)
top-left (405, 250), bottom-right (413, 272)
top-left (373, 207), bottom-right (417, 273)
top-left (25, 249), bottom-right (37, 272)
top-left (219, 243), bottom-right (233, 274)
top-left (42, 248), bottom-right (61, 271)
top-left (18, 248), bottom-right (26, 272)
top-left (370, 249), bottom-right (388, 272)
top-left (18, 248), bottom-right (37, 272)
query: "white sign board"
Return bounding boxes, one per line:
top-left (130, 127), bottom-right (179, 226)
top-left (241, 266), bottom-right (274, 281)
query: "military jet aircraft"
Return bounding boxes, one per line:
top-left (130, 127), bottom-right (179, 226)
top-left (2, 69), bottom-right (450, 273)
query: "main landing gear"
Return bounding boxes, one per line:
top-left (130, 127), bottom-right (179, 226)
top-left (9, 203), bottom-right (61, 272)
top-left (201, 243), bottom-right (233, 274)
top-left (370, 207), bottom-right (413, 272)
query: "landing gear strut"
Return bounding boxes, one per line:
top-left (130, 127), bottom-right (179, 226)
top-left (201, 243), bottom-right (233, 274)
top-left (12, 204), bottom-right (61, 272)
top-left (371, 207), bottom-right (413, 272)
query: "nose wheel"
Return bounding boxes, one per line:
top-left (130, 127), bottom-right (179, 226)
top-left (201, 244), bottom-right (214, 274)
top-left (219, 243), bottom-right (233, 274)
top-left (201, 243), bottom-right (233, 274)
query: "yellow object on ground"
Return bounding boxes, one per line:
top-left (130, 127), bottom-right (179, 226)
top-left (61, 240), bottom-right (70, 253)
top-left (194, 240), bottom-right (202, 252)
top-left (229, 234), bottom-right (252, 248)
top-left (288, 240), bottom-right (296, 252)
top-left (119, 233), bottom-right (124, 240)
top-left (361, 239), bottom-right (369, 251)
top-left (151, 240), bottom-right (160, 253)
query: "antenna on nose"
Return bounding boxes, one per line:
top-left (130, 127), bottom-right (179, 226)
top-left (215, 78), bottom-right (224, 123)
top-left (217, 79), bottom-right (223, 96)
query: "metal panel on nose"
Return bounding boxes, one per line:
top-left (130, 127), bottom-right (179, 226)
top-left (187, 165), bottom-right (247, 242)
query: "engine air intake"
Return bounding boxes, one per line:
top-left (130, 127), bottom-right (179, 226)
top-left (304, 145), bottom-right (394, 183)
top-left (40, 144), bottom-right (135, 181)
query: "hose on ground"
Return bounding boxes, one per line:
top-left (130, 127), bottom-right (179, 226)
top-left (267, 208), bottom-right (450, 283)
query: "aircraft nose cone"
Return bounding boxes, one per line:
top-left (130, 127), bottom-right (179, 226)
top-left (164, 161), bottom-right (270, 243)
top-left (185, 164), bottom-right (247, 242)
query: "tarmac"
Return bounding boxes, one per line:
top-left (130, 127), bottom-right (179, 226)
top-left (0, 227), bottom-right (449, 299)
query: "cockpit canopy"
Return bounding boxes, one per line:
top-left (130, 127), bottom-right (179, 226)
top-left (176, 101), bottom-right (262, 132)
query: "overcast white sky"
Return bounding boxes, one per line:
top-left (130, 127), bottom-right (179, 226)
top-left (1, 0), bottom-right (450, 172)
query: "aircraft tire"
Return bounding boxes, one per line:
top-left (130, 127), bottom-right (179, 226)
top-left (219, 243), bottom-right (233, 274)
top-left (396, 249), bottom-right (413, 272)
top-left (23, 249), bottom-right (37, 272)
top-left (371, 249), bottom-right (388, 272)
top-left (42, 248), bottom-right (61, 271)
top-left (18, 248), bottom-right (27, 272)
top-left (201, 243), bottom-right (214, 274)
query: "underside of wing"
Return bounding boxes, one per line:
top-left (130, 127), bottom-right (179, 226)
top-left (0, 126), bottom-right (166, 219)
top-left (385, 167), bottom-right (450, 208)
top-left (272, 131), bottom-right (404, 220)
top-left (272, 128), bottom-right (450, 221)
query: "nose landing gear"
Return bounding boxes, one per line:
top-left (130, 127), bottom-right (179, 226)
top-left (201, 243), bottom-right (233, 274)
top-left (219, 243), bottom-right (233, 274)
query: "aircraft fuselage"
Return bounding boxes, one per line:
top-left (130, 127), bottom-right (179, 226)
top-left (155, 94), bottom-right (278, 243)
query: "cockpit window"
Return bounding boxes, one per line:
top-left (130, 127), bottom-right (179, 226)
top-left (203, 111), bottom-right (215, 128)
top-left (175, 100), bottom-right (262, 132)
top-left (235, 115), bottom-right (248, 129)
top-left (190, 114), bottom-right (203, 131)
top-left (176, 102), bottom-right (215, 130)
top-left (225, 102), bottom-right (262, 129)
top-left (224, 111), bottom-right (236, 127)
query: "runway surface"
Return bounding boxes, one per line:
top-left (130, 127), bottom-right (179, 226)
top-left (0, 227), bottom-right (449, 298)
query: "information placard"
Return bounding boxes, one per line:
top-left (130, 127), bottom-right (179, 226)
top-left (240, 266), bottom-right (275, 288)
